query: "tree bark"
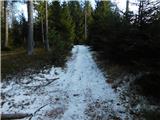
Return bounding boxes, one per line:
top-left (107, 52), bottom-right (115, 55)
top-left (126, 0), bottom-right (129, 13)
top-left (44, 1), bottom-right (49, 51)
top-left (41, 18), bottom-right (44, 44)
top-left (4, 1), bottom-right (8, 48)
top-left (125, 0), bottom-right (130, 23)
top-left (27, 0), bottom-right (34, 55)
top-left (138, 1), bottom-right (144, 26)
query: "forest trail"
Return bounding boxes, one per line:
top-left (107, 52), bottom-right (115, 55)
top-left (1, 45), bottom-right (128, 120)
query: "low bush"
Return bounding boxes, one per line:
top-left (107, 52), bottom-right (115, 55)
top-left (135, 73), bottom-right (160, 99)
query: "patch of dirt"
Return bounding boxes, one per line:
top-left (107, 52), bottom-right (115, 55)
top-left (46, 107), bottom-right (66, 119)
top-left (85, 100), bottom-right (122, 120)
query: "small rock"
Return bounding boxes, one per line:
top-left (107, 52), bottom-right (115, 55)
top-left (55, 71), bottom-right (58, 75)
top-left (108, 100), bottom-right (114, 103)
top-left (117, 103), bottom-right (120, 106)
top-left (55, 98), bottom-right (59, 101)
top-left (1, 101), bottom-right (5, 106)
top-left (73, 94), bottom-right (79, 97)
top-left (118, 110), bottom-right (125, 114)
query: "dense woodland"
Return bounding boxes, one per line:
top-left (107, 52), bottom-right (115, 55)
top-left (1, 0), bottom-right (93, 78)
top-left (1, 0), bottom-right (90, 54)
top-left (87, 0), bottom-right (160, 99)
top-left (1, 0), bottom-right (160, 119)
top-left (1, 0), bottom-right (160, 101)
top-left (89, 0), bottom-right (160, 69)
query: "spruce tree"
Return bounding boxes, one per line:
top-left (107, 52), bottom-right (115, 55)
top-left (59, 2), bottom-right (75, 50)
top-left (68, 1), bottom-right (83, 44)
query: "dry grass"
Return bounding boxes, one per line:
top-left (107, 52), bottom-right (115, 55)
top-left (1, 48), bottom-right (53, 80)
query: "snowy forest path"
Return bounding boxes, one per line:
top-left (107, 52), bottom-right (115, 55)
top-left (1, 45), bottom-right (127, 120)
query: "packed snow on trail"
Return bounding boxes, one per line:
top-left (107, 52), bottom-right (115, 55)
top-left (1, 45), bottom-right (130, 120)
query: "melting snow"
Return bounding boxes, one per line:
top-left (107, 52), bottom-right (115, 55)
top-left (1, 45), bottom-right (128, 120)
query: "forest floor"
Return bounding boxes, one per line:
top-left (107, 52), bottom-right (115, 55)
top-left (1, 48), bottom-right (26, 57)
top-left (2, 45), bottom-right (158, 120)
top-left (1, 45), bottom-right (128, 120)
top-left (1, 48), bottom-right (54, 80)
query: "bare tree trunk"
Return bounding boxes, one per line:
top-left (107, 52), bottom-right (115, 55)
top-left (125, 0), bottom-right (130, 23)
top-left (4, 1), bottom-right (8, 48)
top-left (44, 1), bottom-right (49, 51)
top-left (27, 0), bottom-right (34, 55)
top-left (126, 0), bottom-right (129, 13)
top-left (41, 18), bottom-right (44, 44)
top-left (138, 0), bottom-right (144, 26)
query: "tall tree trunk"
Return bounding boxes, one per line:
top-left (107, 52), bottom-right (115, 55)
top-left (11, 1), bottom-right (16, 47)
top-left (4, 1), bottom-right (8, 48)
top-left (41, 18), bottom-right (44, 44)
top-left (138, 0), bottom-right (144, 27)
top-left (126, 0), bottom-right (129, 13)
top-left (44, 1), bottom-right (49, 51)
top-left (27, 0), bottom-right (34, 55)
top-left (125, 0), bottom-right (130, 23)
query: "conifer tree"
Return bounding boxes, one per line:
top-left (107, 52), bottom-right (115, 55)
top-left (59, 2), bottom-right (75, 49)
top-left (68, 1), bottom-right (83, 44)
